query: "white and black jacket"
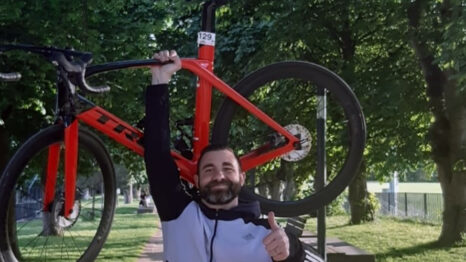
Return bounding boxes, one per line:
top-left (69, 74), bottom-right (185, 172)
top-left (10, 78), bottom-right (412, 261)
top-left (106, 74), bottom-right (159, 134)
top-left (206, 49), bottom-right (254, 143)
top-left (144, 84), bottom-right (307, 262)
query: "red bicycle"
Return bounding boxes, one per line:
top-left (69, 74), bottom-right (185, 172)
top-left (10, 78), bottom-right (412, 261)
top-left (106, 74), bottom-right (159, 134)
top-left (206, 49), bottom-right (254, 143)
top-left (0, 0), bottom-right (365, 261)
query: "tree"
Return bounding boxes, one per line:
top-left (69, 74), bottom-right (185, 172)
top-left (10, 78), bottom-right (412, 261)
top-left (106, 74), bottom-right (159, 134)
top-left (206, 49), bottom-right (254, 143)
top-left (407, 0), bottom-right (466, 245)
top-left (214, 0), bottom-right (431, 222)
top-left (0, 0), bottom-right (178, 237)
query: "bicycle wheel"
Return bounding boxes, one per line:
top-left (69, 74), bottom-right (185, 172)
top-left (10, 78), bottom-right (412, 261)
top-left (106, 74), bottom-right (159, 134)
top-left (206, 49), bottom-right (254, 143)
top-left (0, 125), bottom-right (116, 261)
top-left (212, 61), bottom-right (366, 217)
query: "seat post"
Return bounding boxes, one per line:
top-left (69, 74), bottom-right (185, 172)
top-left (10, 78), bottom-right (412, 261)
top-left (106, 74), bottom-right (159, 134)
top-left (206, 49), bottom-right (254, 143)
top-left (201, 0), bottom-right (217, 33)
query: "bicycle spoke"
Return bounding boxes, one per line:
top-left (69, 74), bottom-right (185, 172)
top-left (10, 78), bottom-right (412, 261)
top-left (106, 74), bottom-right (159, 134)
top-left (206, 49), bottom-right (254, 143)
top-left (66, 228), bottom-right (85, 256)
top-left (22, 230), bottom-right (42, 253)
top-left (38, 235), bottom-right (49, 260)
top-left (16, 216), bottom-right (40, 234)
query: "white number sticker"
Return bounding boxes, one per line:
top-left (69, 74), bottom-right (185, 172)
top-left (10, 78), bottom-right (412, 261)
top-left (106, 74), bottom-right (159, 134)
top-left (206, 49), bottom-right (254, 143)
top-left (197, 31), bottom-right (216, 46)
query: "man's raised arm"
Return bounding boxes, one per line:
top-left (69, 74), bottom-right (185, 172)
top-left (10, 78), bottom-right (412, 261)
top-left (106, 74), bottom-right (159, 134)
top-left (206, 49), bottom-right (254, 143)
top-left (143, 50), bottom-right (190, 221)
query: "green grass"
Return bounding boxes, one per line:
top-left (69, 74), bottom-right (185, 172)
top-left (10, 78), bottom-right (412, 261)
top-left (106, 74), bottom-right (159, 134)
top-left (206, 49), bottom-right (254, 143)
top-left (96, 201), bottom-right (159, 262)
top-left (13, 196), bottom-right (157, 262)
top-left (306, 216), bottom-right (466, 262)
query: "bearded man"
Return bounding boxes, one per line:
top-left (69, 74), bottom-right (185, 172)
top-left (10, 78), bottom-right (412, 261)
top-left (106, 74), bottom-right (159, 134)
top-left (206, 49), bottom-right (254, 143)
top-left (144, 50), bottom-right (316, 262)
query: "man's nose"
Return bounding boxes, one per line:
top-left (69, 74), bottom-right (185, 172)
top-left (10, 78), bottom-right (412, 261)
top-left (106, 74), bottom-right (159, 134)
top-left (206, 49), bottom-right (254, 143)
top-left (212, 170), bottom-right (225, 181)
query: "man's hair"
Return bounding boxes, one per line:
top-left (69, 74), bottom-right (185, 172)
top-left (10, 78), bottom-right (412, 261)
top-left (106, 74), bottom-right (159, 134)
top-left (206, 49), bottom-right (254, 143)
top-left (197, 144), bottom-right (242, 175)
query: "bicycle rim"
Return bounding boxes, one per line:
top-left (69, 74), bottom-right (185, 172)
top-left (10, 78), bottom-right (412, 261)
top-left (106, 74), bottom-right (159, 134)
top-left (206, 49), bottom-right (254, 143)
top-left (0, 125), bottom-right (116, 261)
top-left (212, 61), bottom-right (366, 217)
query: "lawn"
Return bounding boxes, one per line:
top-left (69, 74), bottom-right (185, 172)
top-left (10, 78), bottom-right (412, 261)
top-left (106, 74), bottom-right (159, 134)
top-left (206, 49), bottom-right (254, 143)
top-left (306, 216), bottom-right (466, 262)
top-left (11, 198), bottom-right (157, 261)
top-left (95, 201), bottom-right (159, 262)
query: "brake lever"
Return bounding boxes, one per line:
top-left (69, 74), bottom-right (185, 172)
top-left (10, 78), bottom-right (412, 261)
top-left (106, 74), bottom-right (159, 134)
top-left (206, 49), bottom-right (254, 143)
top-left (51, 52), bottom-right (110, 93)
top-left (75, 70), bottom-right (111, 93)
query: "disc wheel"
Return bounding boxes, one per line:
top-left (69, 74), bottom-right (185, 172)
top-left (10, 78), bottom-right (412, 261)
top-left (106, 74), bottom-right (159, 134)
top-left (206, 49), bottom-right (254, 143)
top-left (212, 61), bottom-right (366, 217)
top-left (0, 125), bottom-right (116, 261)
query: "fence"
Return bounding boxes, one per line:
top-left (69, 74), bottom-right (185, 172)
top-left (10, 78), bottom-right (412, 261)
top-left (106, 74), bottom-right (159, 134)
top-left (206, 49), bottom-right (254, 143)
top-left (15, 186), bottom-right (42, 221)
top-left (374, 192), bottom-right (443, 223)
top-left (14, 186), bottom-right (104, 222)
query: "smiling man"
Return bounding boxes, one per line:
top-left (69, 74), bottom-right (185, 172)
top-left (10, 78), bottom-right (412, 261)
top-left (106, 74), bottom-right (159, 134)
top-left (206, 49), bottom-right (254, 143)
top-left (196, 146), bottom-right (244, 208)
top-left (144, 50), bottom-right (318, 262)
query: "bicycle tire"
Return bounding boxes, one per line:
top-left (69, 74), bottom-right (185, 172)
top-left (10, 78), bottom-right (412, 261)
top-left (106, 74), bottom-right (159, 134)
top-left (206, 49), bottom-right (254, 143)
top-left (0, 124), bottom-right (116, 262)
top-left (212, 61), bottom-right (366, 217)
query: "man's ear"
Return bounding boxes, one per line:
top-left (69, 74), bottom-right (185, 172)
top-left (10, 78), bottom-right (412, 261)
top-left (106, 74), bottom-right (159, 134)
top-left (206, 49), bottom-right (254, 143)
top-left (194, 174), bottom-right (199, 188)
top-left (240, 171), bottom-right (246, 186)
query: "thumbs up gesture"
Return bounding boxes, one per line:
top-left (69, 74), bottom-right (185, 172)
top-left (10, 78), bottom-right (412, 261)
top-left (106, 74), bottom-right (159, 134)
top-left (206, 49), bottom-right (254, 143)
top-left (263, 211), bottom-right (290, 261)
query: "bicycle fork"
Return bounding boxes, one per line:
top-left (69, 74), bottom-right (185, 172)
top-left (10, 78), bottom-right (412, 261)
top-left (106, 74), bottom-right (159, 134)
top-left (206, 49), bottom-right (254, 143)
top-left (43, 120), bottom-right (79, 219)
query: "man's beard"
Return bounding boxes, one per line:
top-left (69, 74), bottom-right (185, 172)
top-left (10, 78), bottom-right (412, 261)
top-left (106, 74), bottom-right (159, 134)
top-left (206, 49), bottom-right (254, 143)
top-left (199, 179), bottom-right (242, 205)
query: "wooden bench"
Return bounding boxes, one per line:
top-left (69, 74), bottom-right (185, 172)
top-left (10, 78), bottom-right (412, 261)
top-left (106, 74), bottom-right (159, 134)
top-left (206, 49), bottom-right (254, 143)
top-left (285, 217), bottom-right (375, 262)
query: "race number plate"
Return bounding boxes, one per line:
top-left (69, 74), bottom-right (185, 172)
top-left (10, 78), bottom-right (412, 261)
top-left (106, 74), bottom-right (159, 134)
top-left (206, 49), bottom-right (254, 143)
top-left (198, 31), bottom-right (216, 46)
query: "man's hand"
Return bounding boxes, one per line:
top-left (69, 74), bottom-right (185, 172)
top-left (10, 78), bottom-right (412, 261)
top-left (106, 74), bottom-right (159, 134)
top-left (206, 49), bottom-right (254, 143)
top-left (263, 211), bottom-right (290, 261)
top-left (151, 50), bottom-right (182, 85)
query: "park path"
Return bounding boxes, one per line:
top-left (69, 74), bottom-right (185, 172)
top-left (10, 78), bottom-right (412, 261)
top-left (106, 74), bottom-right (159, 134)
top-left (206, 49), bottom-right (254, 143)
top-left (137, 211), bottom-right (164, 262)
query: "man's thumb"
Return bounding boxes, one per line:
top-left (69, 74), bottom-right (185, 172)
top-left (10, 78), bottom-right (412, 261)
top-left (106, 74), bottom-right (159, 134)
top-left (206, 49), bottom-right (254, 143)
top-left (268, 211), bottom-right (280, 231)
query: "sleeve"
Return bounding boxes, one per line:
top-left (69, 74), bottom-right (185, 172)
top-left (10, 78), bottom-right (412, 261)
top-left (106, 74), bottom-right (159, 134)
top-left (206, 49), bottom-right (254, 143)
top-left (144, 84), bottom-right (191, 221)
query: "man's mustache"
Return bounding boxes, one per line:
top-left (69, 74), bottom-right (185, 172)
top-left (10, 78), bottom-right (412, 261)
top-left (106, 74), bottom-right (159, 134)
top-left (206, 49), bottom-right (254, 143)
top-left (205, 180), bottom-right (232, 189)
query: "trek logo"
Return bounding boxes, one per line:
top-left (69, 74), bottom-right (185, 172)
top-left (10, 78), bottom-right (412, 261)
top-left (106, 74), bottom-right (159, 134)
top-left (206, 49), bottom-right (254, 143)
top-left (96, 112), bottom-right (141, 143)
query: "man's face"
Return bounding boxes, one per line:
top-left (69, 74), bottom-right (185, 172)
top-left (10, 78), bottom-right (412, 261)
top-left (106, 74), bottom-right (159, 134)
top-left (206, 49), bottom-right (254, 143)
top-left (195, 149), bottom-right (245, 206)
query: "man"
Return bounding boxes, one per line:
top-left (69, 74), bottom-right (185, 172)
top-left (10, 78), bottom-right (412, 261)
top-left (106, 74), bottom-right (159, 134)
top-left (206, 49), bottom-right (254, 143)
top-left (144, 50), bottom-right (317, 262)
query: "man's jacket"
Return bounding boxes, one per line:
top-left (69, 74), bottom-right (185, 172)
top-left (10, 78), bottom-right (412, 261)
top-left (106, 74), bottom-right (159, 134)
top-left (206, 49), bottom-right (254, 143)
top-left (144, 84), bottom-right (306, 262)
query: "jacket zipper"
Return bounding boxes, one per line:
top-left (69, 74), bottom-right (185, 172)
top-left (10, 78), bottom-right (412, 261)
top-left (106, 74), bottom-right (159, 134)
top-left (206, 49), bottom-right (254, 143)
top-left (209, 210), bottom-right (219, 262)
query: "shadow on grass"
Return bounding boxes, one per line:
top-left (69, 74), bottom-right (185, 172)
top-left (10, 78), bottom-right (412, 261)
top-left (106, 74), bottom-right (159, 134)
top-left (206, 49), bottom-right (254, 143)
top-left (326, 223), bottom-right (351, 230)
top-left (115, 206), bottom-right (139, 214)
top-left (326, 216), bottom-right (440, 230)
top-left (375, 241), bottom-right (453, 260)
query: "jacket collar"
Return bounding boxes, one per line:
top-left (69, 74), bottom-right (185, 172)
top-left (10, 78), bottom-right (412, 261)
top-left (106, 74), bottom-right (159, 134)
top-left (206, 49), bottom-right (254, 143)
top-left (198, 198), bottom-right (261, 221)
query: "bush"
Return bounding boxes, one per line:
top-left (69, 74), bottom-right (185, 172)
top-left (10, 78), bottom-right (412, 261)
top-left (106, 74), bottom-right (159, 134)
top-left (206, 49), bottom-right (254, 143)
top-left (326, 191), bottom-right (348, 216)
top-left (363, 192), bottom-right (380, 221)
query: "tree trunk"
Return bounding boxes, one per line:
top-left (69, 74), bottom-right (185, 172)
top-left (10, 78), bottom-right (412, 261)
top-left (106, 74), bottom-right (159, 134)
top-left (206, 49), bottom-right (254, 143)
top-left (270, 180), bottom-right (282, 201)
top-left (283, 178), bottom-right (296, 201)
top-left (408, 0), bottom-right (466, 245)
top-left (258, 182), bottom-right (268, 198)
top-left (437, 81), bottom-right (466, 245)
top-left (135, 187), bottom-right (141, 201)
top-left (124, 182), bottom-right (133, 204)
top-left (348, 160), bottom-right (368, 224)
top-left (438, 168), bottom-right (466, 245)
top-left (40, 211), bottom-right (64, 236)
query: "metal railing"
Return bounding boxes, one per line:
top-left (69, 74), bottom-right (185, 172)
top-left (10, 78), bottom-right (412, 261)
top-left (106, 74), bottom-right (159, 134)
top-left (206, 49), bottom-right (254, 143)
top-left (375, 192), bottom-right (443, 223)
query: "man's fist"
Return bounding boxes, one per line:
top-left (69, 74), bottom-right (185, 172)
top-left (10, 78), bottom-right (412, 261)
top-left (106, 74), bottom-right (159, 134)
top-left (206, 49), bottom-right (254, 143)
top-left (151, 50), bottom-right (182, 85)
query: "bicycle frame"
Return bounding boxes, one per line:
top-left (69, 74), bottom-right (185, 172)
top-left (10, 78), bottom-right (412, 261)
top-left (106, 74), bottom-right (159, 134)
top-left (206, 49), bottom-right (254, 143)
top-left (49, 47), bottom-right (299, 218)
top-left (81, 55), bottom-right (299, 173)
top-left (39, 0), bottom-right (298, 219)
